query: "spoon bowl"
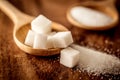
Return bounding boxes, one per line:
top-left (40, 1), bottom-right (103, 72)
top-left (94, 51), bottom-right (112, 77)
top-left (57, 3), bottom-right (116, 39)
top-left (15, 23), bottom-right (68, 56)
top-left (67, 0), bottom-right (119, 30)
top-left (0, 1), bottom-right (68, 56)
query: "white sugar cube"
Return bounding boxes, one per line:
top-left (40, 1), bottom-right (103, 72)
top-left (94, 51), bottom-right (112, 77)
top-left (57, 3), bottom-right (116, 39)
top-left (52, 31), bottom-right (73, 48)
top-left (33, 33), bottom-right (47, 49)
top-left (46, 36), bottom-right (54, 48)
top-left (24, 30), bottom-right (35, 47)
top-left (31, 15), bottom-right (52, 34)
top-left (47, 32), bottom-right (56, 36)
top-left (46, 32), bottom-right (57, 48)
top-left (60, 47), bottom-right (80, 68)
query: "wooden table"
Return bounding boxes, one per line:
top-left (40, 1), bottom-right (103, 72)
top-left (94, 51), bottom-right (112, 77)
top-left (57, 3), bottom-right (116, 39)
top-left (0, 0), bottom-right (120, 80)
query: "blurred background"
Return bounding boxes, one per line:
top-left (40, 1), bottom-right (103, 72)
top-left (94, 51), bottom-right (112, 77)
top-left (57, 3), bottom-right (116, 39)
top-left (7, 0), bottom-right (120, 29)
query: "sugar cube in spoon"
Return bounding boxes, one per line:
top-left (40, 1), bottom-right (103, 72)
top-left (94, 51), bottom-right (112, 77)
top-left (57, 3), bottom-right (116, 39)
top-left (52, 31), bottom-right (73, 48)
top-left (31, 15), bottom-right (52, 34)
top-left (24, 30), bottom-right (35, 47)
top-left (46, 32), bottom-right (56, 48)
top-left (33, 33), bottom-right (47, 49)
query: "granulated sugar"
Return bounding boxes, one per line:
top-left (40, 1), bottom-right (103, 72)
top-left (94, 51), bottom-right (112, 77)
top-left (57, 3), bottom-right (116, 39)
top-left (70, 6), bottom-right (113, 27)
top-left (71, 44), bottom-right (120, 75)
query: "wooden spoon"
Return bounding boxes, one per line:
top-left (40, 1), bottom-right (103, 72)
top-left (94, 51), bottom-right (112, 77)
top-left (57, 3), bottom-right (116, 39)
top-left (67, 0), bottom-right (119, 30)
top-left (0, 1), bottom-right (68, 56)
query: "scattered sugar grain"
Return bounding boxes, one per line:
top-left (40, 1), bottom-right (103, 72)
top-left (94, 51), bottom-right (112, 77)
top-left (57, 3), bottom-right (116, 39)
top-left (70, 6), bottom-right (113, 27)
top-left (71, 44), bottom-right (120, 75)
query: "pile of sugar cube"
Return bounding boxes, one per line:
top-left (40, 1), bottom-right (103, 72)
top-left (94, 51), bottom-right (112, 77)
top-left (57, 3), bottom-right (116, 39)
top-left (24, 15), bottom-right (80, 68)
top-left (24, 15), bottom-right (73, 49)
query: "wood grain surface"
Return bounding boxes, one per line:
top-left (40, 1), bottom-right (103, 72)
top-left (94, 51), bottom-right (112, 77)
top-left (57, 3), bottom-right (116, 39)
top-left (0, 0), bottom-right (120, 80)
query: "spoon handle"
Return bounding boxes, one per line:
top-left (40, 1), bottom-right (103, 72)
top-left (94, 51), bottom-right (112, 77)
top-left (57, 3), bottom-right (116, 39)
top-left (0, 0), bottom-right (34, 27)
top-left (0, 0), bottom-right (68, 32)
